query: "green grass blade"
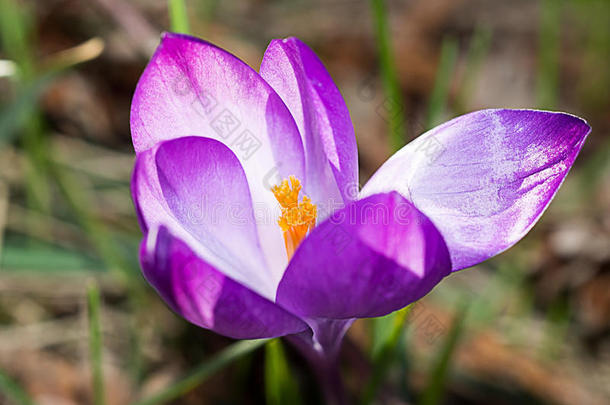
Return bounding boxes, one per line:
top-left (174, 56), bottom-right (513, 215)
top-left (0, 73), bottom-right (55, 144)
top-left (87, 282), bottom-right (106, 405)
top-left (132, 339), bottom-right (269, 405)
top-left (418, 304), bottom-right (468, 405)
top-left (536, 0), bottom-right (560, 108)
top-left (0, 1), bottom-right (123, 280)
top-left (0, 369), bottom-right (36, 405)
top-left (426, 37), bottom-right (458, 130)
top-left (127, 317), bottom-right (144, 384)
top-left (370, 311), bottom-right (396, 359)
top-left (455, 25), bottom-right (492, 113)
top-left (168, 0), bottom-right (190, 34)
top-left (370, 0), bottom-right (406, 151)
top-left (0, 38), bottom-right (103, 144)
top-left (265, 339), bottom-right (302, 405)
top-left (572, 0), bottom-right (610, 115)
top-left (0, 0), bottom-right (34, 77)
top-left (577, 137), bottom-right (610, 194)
top-left (0, 0), bottom-right (52, 235)
top-left (48, 162), bottom-right (134, 283)
top-left (541, 296), bottom-right (571, 360)
top-left (361, 305), bottom-right (412, 405)
top-left (1, 242), bottom-right (103, 271)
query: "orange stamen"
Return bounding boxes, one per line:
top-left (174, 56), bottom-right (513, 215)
top-left (271, 176), bottom-right (317, 259)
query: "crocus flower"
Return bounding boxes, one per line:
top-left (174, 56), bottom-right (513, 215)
top-left (131, 32), bottom-right (590, 399)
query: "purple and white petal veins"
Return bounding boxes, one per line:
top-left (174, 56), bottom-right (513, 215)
top-left (362, 109), bottom-right (590, 271)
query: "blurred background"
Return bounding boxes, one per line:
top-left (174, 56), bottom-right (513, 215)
top-left (0, 0), bottom-right (609, 404)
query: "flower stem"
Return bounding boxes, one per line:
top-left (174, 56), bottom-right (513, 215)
top-left (315, 357), bottom-right (348, 405)
top-left (287, 319), bottom-right (354, 405)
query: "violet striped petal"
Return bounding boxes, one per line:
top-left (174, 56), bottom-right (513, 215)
top-left (141, 226), bottom-right (308, 339)
top-left (132, 136), bottom-right (275, 298)
top-left (260, 37), bottom-right (358, 218)
top-left (131, 32), bottom-right (306, 274)
top-left (362, 109), bottom-right (590, 271)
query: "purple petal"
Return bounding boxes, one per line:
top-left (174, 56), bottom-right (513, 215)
top-left (260, 37), bottom-right (358, 217)
top-left (132, 136), bottom-right (276, 298)
top-left (362, 109), bottom-right (591, 271)
top-left (275, 192), bottom-right (451, 319)
top-left (131, 32), bottom-right (306, 274)
top-left (140, 226), bottom-right (308, 339)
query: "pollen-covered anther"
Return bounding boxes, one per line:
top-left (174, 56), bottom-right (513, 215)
top-left (271, 176), bottom-right (317, 259)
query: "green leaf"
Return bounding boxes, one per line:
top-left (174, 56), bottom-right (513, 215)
top-left (265, 339), bottom-right (301, 405)
top-left (168, 0), bottom-right (190, 34)
top-left (88, 282), bottom-right (106, 405)
top-left (370, 0), bottom-right (407, 151)
top-left (0, 369), bottom-right (36, 405)
top-left (132, 339), bottom-right (268, 405)
top-left (418, 304), bottom-right (468, 405)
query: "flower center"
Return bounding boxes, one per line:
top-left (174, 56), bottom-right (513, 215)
top-left (271, 175), bottom-right (317, 259)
